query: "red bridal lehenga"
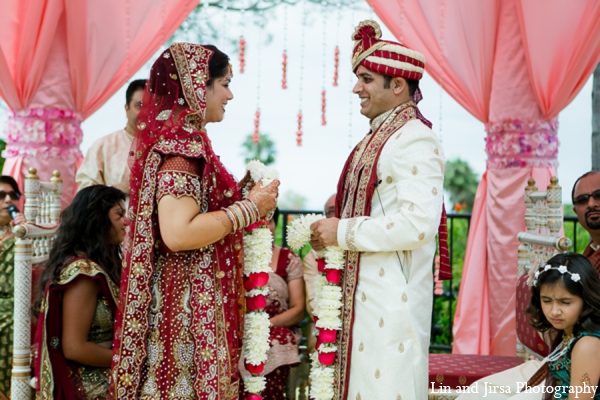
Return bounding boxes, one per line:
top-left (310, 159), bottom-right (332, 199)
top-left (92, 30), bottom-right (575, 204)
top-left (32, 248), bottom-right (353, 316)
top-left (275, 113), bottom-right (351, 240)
top-left (110, 43), bottom-right (244, 400)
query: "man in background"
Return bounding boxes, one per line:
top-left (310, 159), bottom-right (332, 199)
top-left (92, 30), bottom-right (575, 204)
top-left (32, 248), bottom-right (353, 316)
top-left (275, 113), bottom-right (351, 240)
top-left (76, 79), bottom-right (146, 198)
top-left (572, 171), bottom-right (600, 270)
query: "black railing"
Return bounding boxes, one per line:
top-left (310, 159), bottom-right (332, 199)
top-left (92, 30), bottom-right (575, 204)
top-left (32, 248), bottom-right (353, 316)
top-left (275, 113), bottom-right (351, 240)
top-left (276, 210), bottom-right (589, 355)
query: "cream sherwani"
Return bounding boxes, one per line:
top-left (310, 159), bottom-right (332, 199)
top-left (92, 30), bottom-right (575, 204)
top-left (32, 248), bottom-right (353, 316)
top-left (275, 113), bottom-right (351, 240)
top-left (336, 110), bottom-right (445, 399)
top-left (76, 129), bottom-right (133, 195)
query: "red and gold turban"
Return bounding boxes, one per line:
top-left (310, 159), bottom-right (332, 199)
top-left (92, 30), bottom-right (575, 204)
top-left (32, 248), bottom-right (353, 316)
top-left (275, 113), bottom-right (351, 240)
top-left (351, 20), bottom-right (425, 81)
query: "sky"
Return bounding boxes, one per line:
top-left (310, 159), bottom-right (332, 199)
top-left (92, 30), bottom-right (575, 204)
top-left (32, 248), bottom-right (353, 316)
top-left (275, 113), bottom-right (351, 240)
top-left (68, 4), bottom-right (593, 209)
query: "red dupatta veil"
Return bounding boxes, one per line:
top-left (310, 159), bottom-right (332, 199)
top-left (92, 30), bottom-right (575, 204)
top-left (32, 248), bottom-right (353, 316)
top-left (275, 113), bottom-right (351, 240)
top-left (109, 43), bottom-right (244, 399)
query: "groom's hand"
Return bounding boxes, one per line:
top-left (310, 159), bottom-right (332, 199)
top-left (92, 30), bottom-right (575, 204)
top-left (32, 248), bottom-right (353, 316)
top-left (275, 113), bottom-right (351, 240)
top-left (309, 218), bottom-right (340, 250)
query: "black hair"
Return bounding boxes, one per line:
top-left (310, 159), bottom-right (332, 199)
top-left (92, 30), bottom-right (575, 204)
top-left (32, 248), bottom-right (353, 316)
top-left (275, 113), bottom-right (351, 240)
top-left (382, 76), bottom-right (419, 96)
top-left (203, 45), bottom-right (231, 87)
top-left (527, 253), bottom-right (600, 335)
top-left (33, 185), bottom-right (126, 314)
top-left (126, 79), bottom-right (147, 106)
top-left (571, 171), bottom-right (600, 203)
top-left (0, 175), bottom-right (21, 198)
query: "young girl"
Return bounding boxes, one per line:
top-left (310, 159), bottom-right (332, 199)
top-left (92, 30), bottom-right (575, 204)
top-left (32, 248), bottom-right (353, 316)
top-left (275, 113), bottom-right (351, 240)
top-left (526, 252), bottom-right (600, 399)
top-left (456, 253), bottom-right (600, 400)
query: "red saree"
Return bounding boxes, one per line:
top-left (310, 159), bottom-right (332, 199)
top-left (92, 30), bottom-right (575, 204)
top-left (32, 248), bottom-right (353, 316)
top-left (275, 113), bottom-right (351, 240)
top-left (34, 257), bottom-right (119, 400)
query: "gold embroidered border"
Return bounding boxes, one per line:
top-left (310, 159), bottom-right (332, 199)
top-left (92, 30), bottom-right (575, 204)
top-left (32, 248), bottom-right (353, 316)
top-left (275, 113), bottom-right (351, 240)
top-left (334, 103), bottom-right (417, 399)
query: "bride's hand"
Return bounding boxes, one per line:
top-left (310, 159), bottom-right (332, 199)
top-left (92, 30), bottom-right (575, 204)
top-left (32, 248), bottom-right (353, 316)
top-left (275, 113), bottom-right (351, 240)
top-left (247, 180), bottom-right (280, 218)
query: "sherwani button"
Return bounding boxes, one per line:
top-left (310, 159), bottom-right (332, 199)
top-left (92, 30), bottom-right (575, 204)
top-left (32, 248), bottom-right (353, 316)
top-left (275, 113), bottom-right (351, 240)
top-left (361, 292), bottom-right (367, 302)
top-left (398, 342), bottom-right (404, 353)
top-left (379, 267), bottom-right (385, 277)
top-left (397, 395), bottom-right (402, 400)
top-left (359, 342), bottom-right (364, 352)
top-left (402, 293), bottom-right (408, 302)
top-left (386, 176), bottom-right (393, 184)
top-left (412, 166), bottom-right (418, 175)
top-left (375, 369), bottom-right (381, 379)
top-left (432, 187), bottom-right (438, 195)
top-left (418, 232), bottom-right (425, 240)
top-left (379, 318), bottom-right (384, 327)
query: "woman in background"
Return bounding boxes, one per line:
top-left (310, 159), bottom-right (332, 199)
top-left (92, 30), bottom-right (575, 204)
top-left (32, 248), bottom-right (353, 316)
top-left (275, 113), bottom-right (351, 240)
top-left (0, 176), bottom-right (25, 397)
top-left (33, 185), bottom-right (126, 399)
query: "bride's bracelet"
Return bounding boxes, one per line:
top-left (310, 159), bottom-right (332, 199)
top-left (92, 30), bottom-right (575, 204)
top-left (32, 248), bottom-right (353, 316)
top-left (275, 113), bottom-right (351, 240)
top-left (222, 199), bottom-right (260, 232)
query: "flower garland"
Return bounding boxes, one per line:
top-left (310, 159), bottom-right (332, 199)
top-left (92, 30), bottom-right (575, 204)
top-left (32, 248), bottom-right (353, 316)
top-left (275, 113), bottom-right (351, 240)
top-left (241, 160), bottom-right (279, 399)
top-left (287, 214), bottom-right (345, 400)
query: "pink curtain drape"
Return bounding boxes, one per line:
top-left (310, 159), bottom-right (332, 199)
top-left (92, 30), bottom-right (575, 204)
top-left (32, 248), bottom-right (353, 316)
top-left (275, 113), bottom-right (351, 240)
top-left (367, 0), bottom-right (600, 355)
top-left (0, 0), bottom-right (198, 205)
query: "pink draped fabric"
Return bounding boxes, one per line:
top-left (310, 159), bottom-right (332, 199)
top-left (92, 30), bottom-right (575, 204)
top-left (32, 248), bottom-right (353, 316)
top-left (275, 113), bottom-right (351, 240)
top-left (0, 0), bottom-right (198, 205)
top-left (367, 0), bottom-right (600, 355)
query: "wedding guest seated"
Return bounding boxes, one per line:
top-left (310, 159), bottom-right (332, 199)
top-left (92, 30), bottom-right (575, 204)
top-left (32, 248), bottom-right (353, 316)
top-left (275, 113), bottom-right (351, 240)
top-left (0, 176), bottom-right (25, 397)
top-left (457, 253), bottom-right (600, 399)
top-left (32, 185), bottom-right (126, 399)
top-left (240, 208), bottom-right (305, 399)
top-left (572, 171), bottom-right (600, 271)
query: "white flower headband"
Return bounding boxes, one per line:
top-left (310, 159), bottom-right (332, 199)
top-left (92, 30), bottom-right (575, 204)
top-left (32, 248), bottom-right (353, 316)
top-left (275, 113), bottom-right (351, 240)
top-left (533, 264), bottom-right (581, 287)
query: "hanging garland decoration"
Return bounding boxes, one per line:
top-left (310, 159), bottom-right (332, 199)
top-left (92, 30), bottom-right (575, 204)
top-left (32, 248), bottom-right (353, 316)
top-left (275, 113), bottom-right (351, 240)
top-left (320, 5), bottom-right (327, 126)
top-left (241, 160), bottom-right (279, 400)
top-left (253, 19), bottom-right (263, 143)
top-left (281, 5), bottom-right (288, 89)
top-left (332, 1), bottom-right (341, 87)
top-left (332, 47), bottom-right (339, 87)
top-left (239, 1), bottom-right (247, 73)
top-left (296, 1), bottom-right (307, 146)
top-left (287, 214), bottom-right (345, 400)
top-left (239, 36), bottom-right (246, 73)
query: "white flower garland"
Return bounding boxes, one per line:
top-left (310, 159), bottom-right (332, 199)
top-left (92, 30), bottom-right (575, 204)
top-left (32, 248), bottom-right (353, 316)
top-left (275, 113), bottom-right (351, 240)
top-left (287, 214), bottom-right (346, 400)
top-left (241, 160), bottom-right (278, 399)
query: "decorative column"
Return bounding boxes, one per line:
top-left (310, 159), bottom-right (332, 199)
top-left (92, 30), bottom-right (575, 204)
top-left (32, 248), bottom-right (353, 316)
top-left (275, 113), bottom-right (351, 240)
top-left (484, 118), bottom-right (559, 169)
top-left (3, 107), bottom-right (83, 206)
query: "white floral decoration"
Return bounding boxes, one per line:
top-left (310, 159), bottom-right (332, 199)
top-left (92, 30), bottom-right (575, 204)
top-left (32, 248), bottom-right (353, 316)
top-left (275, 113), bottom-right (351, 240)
top-left (244, 375), bottom-right (267, 394)
top-left (286, 213), bottom-right (325, 250)
top-left (245, 287), bottom-right (269, 297)
top-left (243, 228), bottom-right (273, 275)
top-left (286, 213), bottom-right (347, 399)
top-left (245, 159), bottom-right (279, 187)
top-left (309, 352), bottom-right (335, 400)
top-left (571, 273), bottom-right (581, 282)
top-left (544, 264), bottom-right (551, 271)
top-left (557, 265), bottom-right (568, 274)
top-left (241, 162), bottom-right (279, 396)
top-left (242, 311), bottom-right (271, 365)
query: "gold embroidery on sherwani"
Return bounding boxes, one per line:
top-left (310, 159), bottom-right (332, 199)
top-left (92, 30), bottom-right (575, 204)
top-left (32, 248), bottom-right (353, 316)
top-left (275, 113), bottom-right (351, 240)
top-left (334, 102), bottom-right (417, 399)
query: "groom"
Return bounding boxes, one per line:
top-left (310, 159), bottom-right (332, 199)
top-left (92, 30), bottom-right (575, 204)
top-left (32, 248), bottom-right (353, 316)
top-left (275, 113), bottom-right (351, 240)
top-left (310, 20), bottom-right (446, 399)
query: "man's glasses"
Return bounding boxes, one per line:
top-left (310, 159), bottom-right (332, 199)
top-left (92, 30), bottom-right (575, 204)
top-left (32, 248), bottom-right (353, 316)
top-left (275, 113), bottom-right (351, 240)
top-left (573, 189), bottom-right (600, 206)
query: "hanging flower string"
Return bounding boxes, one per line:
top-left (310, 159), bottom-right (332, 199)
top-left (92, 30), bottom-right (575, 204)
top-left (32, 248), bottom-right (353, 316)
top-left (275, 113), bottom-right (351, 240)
top-left (253, 109), bottom-right (261, 143)
top-left (241, 160), bottom-right (279, 400)
top-left (287, 214), bottom-right (345, 400)
top-left (321, 90), bottom-right (327, 126)
top-left (282, 51), bottom-right (288, 89)
top-left (239, 36), bottom-right (246, 73)
top-left (296, 111), bottom-right (303, 146)
top-left (333, 46), bottom-right (339, 87)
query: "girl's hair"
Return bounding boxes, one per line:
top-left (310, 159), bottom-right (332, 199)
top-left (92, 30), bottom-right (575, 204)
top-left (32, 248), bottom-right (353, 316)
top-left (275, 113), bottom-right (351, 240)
top-left (527, 252), bottom-right (600, 335)
top-left (203, 44), bottom-right (230, 87)
top-left (33, 185), bottom-right (126, 314)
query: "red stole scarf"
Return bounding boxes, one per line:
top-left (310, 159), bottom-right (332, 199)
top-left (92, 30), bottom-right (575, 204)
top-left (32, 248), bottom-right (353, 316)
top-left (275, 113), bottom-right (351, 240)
top-left (333, 102), bottom-right (448, 398)
top-left (109, 130), bottom-right (244, 399)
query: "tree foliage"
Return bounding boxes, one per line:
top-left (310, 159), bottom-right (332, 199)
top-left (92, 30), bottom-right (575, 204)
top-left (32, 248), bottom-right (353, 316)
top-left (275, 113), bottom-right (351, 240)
top-left (241, 133), bottom-right (277, 165)
top-left (444, 158), bottom-right (479, 212)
